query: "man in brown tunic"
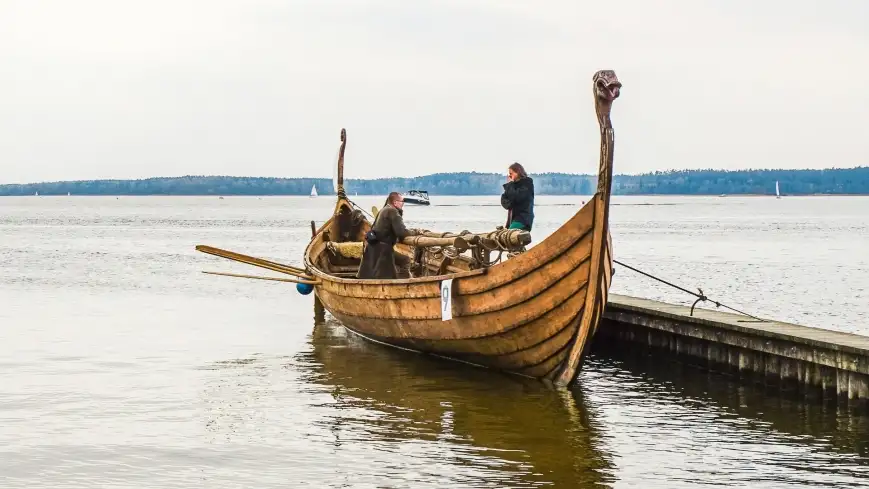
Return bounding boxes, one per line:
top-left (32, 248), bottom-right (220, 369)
top-left (357, 192), bottom-right (417, 279)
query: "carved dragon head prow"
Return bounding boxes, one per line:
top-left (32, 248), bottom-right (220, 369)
top-left (593, 70), bottom-right (621, 121)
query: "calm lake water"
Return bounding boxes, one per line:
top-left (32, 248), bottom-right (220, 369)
top-left (1, 195), bottom-right (868, 488)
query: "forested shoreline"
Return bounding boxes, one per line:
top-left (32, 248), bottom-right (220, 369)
top-left (3, 167), bottom-right (867, 196)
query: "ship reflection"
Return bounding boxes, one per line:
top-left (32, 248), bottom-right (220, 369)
top-left (302, 314), bottom-right (617, 488)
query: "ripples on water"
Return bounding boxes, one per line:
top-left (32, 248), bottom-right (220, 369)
top-left (1, 196), bottom-right (867, 488)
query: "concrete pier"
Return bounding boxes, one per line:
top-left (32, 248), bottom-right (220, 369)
top-left (596, 294), bottom-right (869, 406)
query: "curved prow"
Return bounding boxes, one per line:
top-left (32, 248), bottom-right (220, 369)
top-left (551, 69), bottom-right (622, 387)
top-left (336, 128), bottom-right (347, 199)
top-left (593, 70), bottom-right (621, 200)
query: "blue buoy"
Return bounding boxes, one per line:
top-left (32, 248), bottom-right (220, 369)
top-left (296, 282), bottom-right (314, 295)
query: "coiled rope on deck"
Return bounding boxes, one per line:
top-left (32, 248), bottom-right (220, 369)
top-left (612, 259), bottom-right (765, 321)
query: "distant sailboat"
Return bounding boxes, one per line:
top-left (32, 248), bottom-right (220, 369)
top-left (34, 191), bottom-right (38, 196)
top-left (775, 181), bottom-right (781, 199)
top-left (310, 185), bottom-right (318, 198)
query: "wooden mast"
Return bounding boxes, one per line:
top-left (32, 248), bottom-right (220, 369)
top-left (551, 70), bottom-right (621, 387)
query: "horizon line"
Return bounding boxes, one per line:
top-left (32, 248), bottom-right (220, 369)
top-left (4, 165), bottom-right (868, 187)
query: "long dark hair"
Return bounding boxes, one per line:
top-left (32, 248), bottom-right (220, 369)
top-left (509, 162), bottom-right (528, 179)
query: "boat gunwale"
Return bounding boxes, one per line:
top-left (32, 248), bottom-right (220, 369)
top-left (303, 194), bottom-right (596, 289)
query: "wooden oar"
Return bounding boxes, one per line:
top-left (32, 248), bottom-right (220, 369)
top-left (201, 270), bottom-right (320, 285)
top-left (195, 245), bottom-right (314, 280)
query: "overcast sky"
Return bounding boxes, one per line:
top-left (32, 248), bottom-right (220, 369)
top-left (2, 0), bottom-right (867, 184)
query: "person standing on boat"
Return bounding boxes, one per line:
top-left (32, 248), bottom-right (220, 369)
top-left (500, 162), bottom-right (534, 232)
top-left (357, 192), bottom-right (417, 280)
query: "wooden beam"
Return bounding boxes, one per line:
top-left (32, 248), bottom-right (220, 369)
top-left (401, 235), bottom-right (470, 251)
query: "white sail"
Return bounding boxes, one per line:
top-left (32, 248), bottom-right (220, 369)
top-left (310, 184), bottom-right (318, 198)
top-left (775, 181), bottom-right (780, 198)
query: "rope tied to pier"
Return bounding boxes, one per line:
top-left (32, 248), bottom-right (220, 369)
top-left (612, 259), bottom-right (766, 321)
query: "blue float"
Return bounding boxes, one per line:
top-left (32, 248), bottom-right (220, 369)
top-left (296, 282), bottom-right (315, 295)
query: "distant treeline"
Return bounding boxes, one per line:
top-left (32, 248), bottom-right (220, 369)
top-left (3, 167), bottom-right (868, 196)
top-left (615, 167), bottom-right (869, 196)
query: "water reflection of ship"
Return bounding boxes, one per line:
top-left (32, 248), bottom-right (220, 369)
top-left (303, 315), bottom-right (616, 487)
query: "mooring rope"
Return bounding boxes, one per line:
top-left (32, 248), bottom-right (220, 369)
top-left (612, 259), bottom-right (766, 321)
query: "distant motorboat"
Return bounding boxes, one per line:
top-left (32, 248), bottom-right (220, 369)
top-left (401, 189), bottom-right (430, 205)
top-left (310, 185), bottom-right (318, 198)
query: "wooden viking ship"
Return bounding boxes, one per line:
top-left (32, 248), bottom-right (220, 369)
top-left (197, 70), bottom-right (622, 386)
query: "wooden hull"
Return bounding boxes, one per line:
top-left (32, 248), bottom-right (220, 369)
top-left (304, 192), bottom-right (614, 386)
